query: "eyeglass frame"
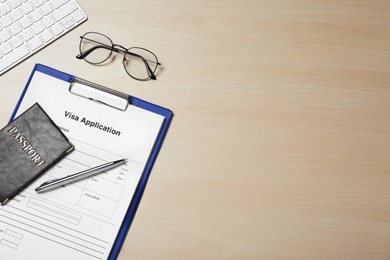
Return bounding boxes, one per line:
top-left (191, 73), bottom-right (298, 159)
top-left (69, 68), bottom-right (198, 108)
top-left (76, 32), bottom-right (161, 81)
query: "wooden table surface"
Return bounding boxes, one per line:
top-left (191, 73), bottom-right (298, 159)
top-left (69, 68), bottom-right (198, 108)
top-left (1, 0), bottom-right (390, 259)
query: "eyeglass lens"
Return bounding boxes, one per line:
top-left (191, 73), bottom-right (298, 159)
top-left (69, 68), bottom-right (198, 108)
top-left (124, 47), bottom-right (158, 80)
top-left (79, 32), bottom-right (113, 64)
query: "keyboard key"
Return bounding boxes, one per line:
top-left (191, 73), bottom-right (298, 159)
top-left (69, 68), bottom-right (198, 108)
top-left (0, 42), bottom-right (13, 55)
top-left (51, 0), bottom-right (70, 9)
top-left (0, 30), bottom-right (12, 42)
top-left (30, 10), bottom-right (43, 22)
top-left (0, 4), bottom-right (12, 16)
top-left (9, 0), bottom-right (22, 9)
top-left (21, 3), bottom-right (34, 15)
top-left (31, 0), bottom-right (44, 8)
top-left (32, 22), bottom-right (44, 34)
top-left (42, 16), bottom-right (55, 28)
top-left (10, 35), bottom-right (24, 48)
top-left (40, 4), bottom-right (54, 16)
top-left (20, 16), bottom-right (33, 29)
top-left (40, 30), bottom-right (53, 42)
top-left (72, 10), bottom-right (85, 23)
top-left (61, 16), bottom-right (74, 29)
top-left (27, 36), bottom-right (43, 50)
top-left (9, 23), bottom-right (22, 35)
top-left (10, 9), bottom-right (24, 22)
top-left (53, 2), bottom-right (77, 21)
top-left (0, 16), bottom-right (13, 28)
top-left (21, 29), bottom-right (34, 41)
top-left (0, 44), bottom-right (30, 72)
top-left (50, 23), bottom-right (64, 35)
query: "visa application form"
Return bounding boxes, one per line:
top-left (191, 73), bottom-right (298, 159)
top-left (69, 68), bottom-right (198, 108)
top-left (0, 71), bottom-right (165, 259)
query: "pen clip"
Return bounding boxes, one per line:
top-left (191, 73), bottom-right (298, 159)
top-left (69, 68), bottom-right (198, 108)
top-left (69, 77), bottom-right (130, 111)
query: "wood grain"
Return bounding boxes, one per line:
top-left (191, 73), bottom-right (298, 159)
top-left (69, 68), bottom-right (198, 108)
top-left (0, 0), bottom-right (389, 259)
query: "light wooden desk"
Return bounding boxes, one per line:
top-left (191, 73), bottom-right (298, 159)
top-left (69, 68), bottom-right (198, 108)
top-left (1, 0), bottom-right (390, 259)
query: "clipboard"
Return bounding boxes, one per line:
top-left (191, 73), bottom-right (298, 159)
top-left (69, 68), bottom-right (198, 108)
top-left (9, 64), bottom-right (173, 259)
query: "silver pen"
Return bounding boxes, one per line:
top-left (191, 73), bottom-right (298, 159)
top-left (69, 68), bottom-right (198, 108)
top-left (35, 158), bottom-right (127, 193)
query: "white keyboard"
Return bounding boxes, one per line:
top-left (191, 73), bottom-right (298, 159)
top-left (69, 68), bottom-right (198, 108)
top-left (0, 0), bottom-right (87, 75)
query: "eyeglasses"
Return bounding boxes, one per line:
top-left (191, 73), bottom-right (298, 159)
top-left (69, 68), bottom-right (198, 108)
top-left (76, 32), bottom-right (161, 81)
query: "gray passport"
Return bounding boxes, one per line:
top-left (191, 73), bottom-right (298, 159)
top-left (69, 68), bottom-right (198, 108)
top-left (0, 103), bottom-right (74, 205)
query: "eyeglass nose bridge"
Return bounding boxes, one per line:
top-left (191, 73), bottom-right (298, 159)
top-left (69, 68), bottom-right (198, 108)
top-left (111, 44), bottom-right (127, 54)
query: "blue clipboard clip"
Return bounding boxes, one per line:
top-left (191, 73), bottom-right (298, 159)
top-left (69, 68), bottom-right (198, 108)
top-left (69, 77), bottom-right (130, 111)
